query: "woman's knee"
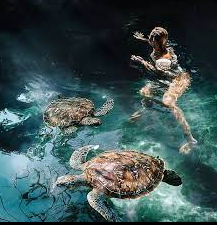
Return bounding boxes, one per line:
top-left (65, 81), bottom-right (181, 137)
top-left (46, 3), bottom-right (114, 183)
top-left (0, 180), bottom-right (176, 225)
top-left (140, 85), bottom-right (153, 97)
top-left (163, 95), bottom-right (175, 107)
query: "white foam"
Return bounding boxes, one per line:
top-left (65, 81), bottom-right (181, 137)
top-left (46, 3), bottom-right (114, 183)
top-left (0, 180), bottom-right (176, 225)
top-left (93, 145), bottom-right (100, 150)
top-left (113, 185), bottom-right (217, 222)
top-left (17, 90), bottom-right (59, 106)
top-left (0, 109), bottom-right (30, 131)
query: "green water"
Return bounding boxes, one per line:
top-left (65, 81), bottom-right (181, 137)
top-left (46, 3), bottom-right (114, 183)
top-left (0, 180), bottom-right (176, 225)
top-left (0, 1), bottom-right (217, 222)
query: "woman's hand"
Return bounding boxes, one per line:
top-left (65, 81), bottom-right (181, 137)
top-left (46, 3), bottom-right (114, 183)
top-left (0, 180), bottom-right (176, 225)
top-left (131, 55), bottom-right (145, 63)
top-left (133, 32), bottom-right (150, 43)
top-left (131, 55), bottom-right (156, 72)
top-left (134, 32), bottom-right (146, 40)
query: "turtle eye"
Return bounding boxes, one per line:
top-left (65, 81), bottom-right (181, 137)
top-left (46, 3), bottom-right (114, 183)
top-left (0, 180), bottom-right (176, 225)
top-left (56, 182), bottom-right (65, 187)
top-left (65, 181), bottom-right (75, 187)
top-left (58, 181), bottom-right (75, 188)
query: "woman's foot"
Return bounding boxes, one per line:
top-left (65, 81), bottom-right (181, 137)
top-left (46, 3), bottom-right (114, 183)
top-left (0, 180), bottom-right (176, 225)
top-left (180, 143), bottom-right (192, 154)
top-left (190, 137), bottom-right (198, 145)
top-left (179, 138), bottom-right (198, 155)
top-left (129, 109), bottom-right (144, 122)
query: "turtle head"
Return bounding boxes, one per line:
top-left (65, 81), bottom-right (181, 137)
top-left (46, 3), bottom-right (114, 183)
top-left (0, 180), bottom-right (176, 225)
top-left (163, 170), bottom-right (182, 186)
top-left (55, 175), bottom-right (79, 188)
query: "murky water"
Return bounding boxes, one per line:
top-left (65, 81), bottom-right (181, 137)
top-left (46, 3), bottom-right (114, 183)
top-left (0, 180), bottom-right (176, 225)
top-left (0, 1), bottom-right (217, 222)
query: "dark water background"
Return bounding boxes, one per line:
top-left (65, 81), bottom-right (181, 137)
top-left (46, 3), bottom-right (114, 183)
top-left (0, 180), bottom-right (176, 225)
top-left (0, 0), bottom-right (217, 222)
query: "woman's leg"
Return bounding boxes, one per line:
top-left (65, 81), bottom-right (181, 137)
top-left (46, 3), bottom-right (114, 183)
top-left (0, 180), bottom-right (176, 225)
top-left (130, 83), bottom-right (155, 121)
top-left (162, 73), bottom-right (197, 154)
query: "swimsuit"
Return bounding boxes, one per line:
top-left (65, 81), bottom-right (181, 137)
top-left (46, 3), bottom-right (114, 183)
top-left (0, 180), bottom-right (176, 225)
top-left (151, 47), bottom-right (184, 79)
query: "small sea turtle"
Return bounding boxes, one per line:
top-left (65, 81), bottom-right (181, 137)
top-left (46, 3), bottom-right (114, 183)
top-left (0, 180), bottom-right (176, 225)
top-left (43, 97), bottom-right (114, 134)
top-left (56, 146), bottom-right (182, 222)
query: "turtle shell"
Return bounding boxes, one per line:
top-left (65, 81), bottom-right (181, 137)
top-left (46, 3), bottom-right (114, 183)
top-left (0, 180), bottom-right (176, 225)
top-left (44, 98), bottom-right (95, 128)
top-left (85, 151), bottom-right (165, 199)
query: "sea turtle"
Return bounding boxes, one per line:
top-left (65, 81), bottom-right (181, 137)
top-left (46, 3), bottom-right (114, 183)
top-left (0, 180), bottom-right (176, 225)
top-left (43, 97), bottom-right (114, 134)
top-left (55, 145), bottom-right (182, 222)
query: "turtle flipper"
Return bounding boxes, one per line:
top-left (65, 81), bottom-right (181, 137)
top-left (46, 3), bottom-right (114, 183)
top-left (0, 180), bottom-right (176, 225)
top-left (94, 99), bottom-right (114, 117)
top-left (61, 126), bottom-right (78, 135)
top-left (80, 117), bottom-right (102, 126)
top-left (39, 127), bottom-right (54, 138)
top-left (70, 145), bottom-right (100, 170)
top-left (87, 189), bottom-right (121, 222)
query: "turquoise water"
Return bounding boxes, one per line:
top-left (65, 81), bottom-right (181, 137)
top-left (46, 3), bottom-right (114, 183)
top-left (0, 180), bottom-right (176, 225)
top-left (0, 1), bottom-right (217, 222)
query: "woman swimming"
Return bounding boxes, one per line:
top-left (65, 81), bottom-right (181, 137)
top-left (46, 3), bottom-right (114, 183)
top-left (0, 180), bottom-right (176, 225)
top-left (131, 27), bottom-right (197, 154)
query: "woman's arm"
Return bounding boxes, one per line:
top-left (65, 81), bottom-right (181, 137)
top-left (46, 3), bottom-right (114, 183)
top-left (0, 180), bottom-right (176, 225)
top-left (131, 55), bottom-right (177, 79)
top-left (131, 55), bottom-right (157, 72)
top-left (133, 32), bottom-right (150, 44)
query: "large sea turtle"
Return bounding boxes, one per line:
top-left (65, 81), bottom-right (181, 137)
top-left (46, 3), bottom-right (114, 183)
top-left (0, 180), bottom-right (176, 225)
top-left (56, 145), bottom-right (182, 222)
top-left (43, 97), bottom-right (114, 134)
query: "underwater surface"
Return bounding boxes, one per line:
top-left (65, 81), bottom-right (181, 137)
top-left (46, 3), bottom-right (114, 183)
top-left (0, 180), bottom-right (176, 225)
top-left (0, 0), bottom-right (217, 222)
